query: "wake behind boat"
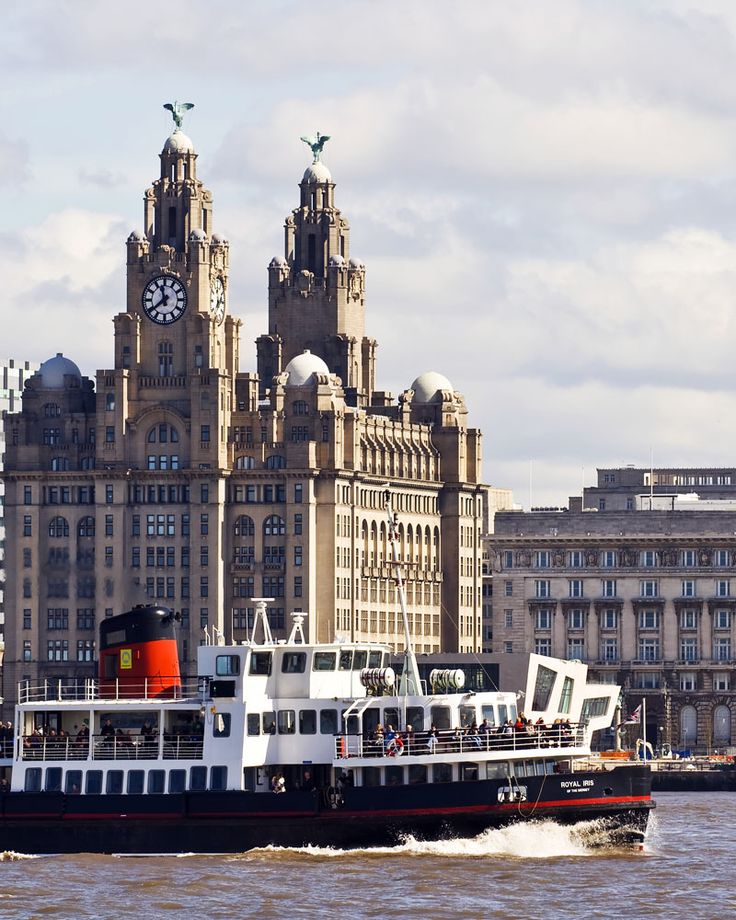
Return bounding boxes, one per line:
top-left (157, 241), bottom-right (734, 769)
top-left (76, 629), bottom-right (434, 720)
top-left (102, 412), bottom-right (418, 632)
top-left (0, 498), bottom-right (654, 854)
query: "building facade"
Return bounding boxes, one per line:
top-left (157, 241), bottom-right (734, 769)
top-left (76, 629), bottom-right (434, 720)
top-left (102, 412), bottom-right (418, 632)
top-left (489, 504), bottom-right (736, 753)
top-left (0, 119), bottom-right (485, 715)
top-left (583, 466), bottom-right (736, 511)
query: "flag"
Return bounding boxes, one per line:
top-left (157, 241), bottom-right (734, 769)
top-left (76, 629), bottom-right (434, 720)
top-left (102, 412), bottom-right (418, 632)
top-left (623, 704), bottom-right (642, 725)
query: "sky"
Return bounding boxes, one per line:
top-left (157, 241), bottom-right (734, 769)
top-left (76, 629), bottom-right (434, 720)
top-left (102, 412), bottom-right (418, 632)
top-left (2, 0), bottom-right (736, 507)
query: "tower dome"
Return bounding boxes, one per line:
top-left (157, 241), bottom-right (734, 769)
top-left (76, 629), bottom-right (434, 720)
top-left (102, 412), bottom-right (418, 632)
top-left (409, 371), bottom-right (454, 404)
top-left (302, 161), bottom-right (332, 184)
top-left (38, 353), bottom-right (82, 389)
top-left (162, 130), bottom-right (194, 155)
top-left (284, 350), bottom-right (330, 386)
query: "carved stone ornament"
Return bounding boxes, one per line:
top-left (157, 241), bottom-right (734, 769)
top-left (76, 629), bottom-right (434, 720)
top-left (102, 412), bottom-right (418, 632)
top-left (699, 549), bottom-right (712, 566)
top-left (348, 272), bottom-right (362, 300)
top-left (621, 548), bottom-right (637, 567)
top-left (518, 551), bottom-right (531, 567)
top-left (553, 550), bottom-right (565, 567)
top-left (296, 269), bottom-right (314, 297)
top-left (661, 550), bottom-right (677, 567)
top-left (585, 549), bottom-right (599, 566)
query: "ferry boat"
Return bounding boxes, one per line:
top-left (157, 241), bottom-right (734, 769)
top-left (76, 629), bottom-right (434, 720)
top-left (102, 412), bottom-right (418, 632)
top-left (0, 505), bottom-right (654, 855)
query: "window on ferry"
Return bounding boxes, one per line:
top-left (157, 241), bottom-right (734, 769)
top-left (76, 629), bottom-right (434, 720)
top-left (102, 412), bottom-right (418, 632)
top-left (481, 705), bottom-right (496, 727)
top-left (320, 709), bottom-right (338, 734)
top-left (352, 650), bottom-right (368, 670)
top-left (461, 763), bottom-right (479, 782)
top-left (497, 704), bottom-right (509, 724)
top-left (406, 707), bottom-right (424, 732)
top-left (299, 710), bottom-right (316, 734)
top-left (246, 714), bottom-right (260, 736)
top-left (313, 651), bottom-right (336, 671)
top-left (262, 712), bottom-right (276, 734)
top-left (383, 707), bottom-right (400, 730)
top-left (169, 770), bottom-right (186, 793)
top-left (363, 767), bottom-right (381, 787)
top-left (385, 765), bottom-right (404, 786)
top-left (250, 652), bottom-right (272, 676)
top-left (408, 765), bottom-right (427, 785)
top-left (24, 769), bottom-right (42, 792)
top-left (282, 652), bottom-right (306, 674)
top-left (148, 770), bottom-right (165, 794)
top-left (362, 708), bottom-right (380, 735)
top-left (339, 650), bottom-right (353, 670)
top-left (106, 771), bottom-right (124, 794)
top-left (278, 711), bottom-right (296, 734)
top-left (531, 665), bottom-right (556, 711)
top-left (430, 706), bottom-right (450, 730)
top-left (581, 697), bottom-right (609, 720)
top-left (86, 771), bottom-right (102, 795)
top-left (459, 705), bottom-right (476, 727)
top-left (213, 714), bottom-right (231, 738)
top-left (189, 767), bottom-right (207, 792)
top-left (432, 763), bottom-right (452, 783)
top-left (45, 767), bottom-right (62, 792)
top-left (210, 766), bottom-right (228, 791)
top-left (485, 763), bottom-right (507, 780)
top-left (558, 676), bottom-right (574, 714)
top-left (65, 770), bottom-right (82, 794)
top-left (216, 655), bottom-right (240, 676)
top-left (127, 770), bottom-right (145, 794)
top-left (368, 650), bottom-right (383, 669)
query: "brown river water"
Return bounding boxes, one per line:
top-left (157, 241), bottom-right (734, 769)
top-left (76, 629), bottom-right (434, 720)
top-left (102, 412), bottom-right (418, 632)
top-left (0, 792), bottom-right (731, 920)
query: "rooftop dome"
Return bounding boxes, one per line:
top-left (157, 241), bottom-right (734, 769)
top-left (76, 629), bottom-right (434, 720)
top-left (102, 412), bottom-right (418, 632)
top-left (162, 130), bottom-right (194, 155)
top-left (270, 255), bottom-right (288, 267)
top-left (328, 254), bottom-right (345, 267)
top-left (127, 229), bottom-right (145, 242)
top-left (38, 353), bottom-right (82, 389)
top-left (188, 228), bottom-right (207, 242)
top-left (284, 350), bottom-right (330, 386)
top-left (348, 256), bottom-right (364, 269)
top-left (211, 232), bottom-right (228, 246)
top-left (302, 161), bottom-right (332, 184)
top-left (410, 370), bottom-right (454, 404)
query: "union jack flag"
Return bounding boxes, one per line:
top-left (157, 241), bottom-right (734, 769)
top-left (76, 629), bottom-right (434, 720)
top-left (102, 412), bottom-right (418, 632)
top-left (623, 704), bottom-right (642, 725)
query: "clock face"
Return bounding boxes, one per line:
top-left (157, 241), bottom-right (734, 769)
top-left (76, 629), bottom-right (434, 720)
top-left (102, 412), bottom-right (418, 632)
top-left (210, 276), bottom-right (225, 324)
top-left (142, 275), bottom-right (187, 325)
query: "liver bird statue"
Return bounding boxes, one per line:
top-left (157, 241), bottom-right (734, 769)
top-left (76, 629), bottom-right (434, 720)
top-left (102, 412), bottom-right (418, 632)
top-left (300, 131), bottom-right (331, 163)
top-left (164, 101), bottom-right (195, 130)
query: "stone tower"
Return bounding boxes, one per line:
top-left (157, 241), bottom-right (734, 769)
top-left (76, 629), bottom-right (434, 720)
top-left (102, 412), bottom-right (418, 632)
top-left (256, 152), bottom-right (377, 406)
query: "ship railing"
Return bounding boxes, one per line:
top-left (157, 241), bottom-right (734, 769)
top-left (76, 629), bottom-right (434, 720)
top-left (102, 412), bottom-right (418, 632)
top-left (17, 677), bottom-right (203, 704)
top-left (19, 733), bottom-right (205, 762)
top-left (334, 723), bottom-right (587, 759)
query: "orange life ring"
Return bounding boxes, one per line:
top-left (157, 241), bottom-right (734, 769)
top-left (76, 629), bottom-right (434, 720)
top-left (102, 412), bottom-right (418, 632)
top-left (387, 737), bottom-right (404, 757)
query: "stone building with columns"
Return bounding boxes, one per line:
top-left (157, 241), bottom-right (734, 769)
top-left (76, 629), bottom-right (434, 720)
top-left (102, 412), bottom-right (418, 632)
top-left (488, 503), bottom-right (736, 753)
top-left (0, 115), bottom-right (486, 715)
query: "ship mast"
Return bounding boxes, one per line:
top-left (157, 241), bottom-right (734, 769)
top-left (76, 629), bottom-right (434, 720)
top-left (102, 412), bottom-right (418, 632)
top-left (384, 488), bottom-right (422, 696)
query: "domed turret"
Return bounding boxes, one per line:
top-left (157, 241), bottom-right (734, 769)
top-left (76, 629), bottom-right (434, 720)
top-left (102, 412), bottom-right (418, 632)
top-left (302, 160), bottom-right (332, 184)
top-left (162, 130), bottom-right (194, 155)
top-left (38, 353), bottom-right (82, 389)
top-left (284, 350), bottom-right (330, 386)
top-left (410, 371), bottom-right (454, 404)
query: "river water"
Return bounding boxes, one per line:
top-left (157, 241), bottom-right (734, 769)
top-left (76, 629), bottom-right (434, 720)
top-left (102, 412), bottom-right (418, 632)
top-left (0, 792), bottom-right (730, 919)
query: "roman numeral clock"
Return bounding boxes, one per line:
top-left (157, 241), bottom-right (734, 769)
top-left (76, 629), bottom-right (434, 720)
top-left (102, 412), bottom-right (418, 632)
top-left (142, 275), bottom-right (188, 325)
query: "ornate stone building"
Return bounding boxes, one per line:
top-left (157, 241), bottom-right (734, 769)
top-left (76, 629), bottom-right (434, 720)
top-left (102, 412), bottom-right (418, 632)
top-left (488, 503), bottom-right (736, 753)
top-left (0, 117), bottom-right (485, 714)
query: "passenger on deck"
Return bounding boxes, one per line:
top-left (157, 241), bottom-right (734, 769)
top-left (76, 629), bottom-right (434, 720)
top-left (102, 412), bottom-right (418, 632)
top-left (371, 724), bottom-right (384, 756)
top-left (300, 770), bottom-right (316, 791)
top-left (404, 724), bottom-right (414, 754)
top-left (271, 772), bottom-right (286, 793)
top-left (426, 724), bottom-right (439, 753)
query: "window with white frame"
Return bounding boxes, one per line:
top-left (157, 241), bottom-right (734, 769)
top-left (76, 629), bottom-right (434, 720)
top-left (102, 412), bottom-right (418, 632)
top-left (713, 637), bottom-right (731, 661)
top-left (681, 580), bottom-right (696, 598)
top-left (504, 580), bottom-right (513, 597)
top-left (601, 607), bottom-right (618, 629)
top-left (536, 551), bottom-right (551, 569)
top-left (679, 672), bottom-right (697, 691)
top-left (535, 580), bottom-right (551, 599)
top-left (714, 609), bottom-right (731, 630)
top-left (534, 638), bottom-right (552, 655)
top-left (642, 550), bottom-right (658, 568)
top-left (713, 672), bottom-right (731, 691)
top-left (569, 579), bottom-right (583, 598)
top-left (715, 550), bottom-right (730, 568)
top-left (567, 638), bottom-right (585, 659)
top-left (634, 671), bottom-right (660, 689)
top-left (535, 608), bottom-right (552, 630)
top-left (638, 608), bottom-right (660, 629)
top-left (600, 638), bottom-right (618, 661)
top-left (602, 550), bottom-right (617, 568)
top-left (640, 580), bottom-right (658, 598)
top-left (503, 551), bottom-right (513, 569)
top-left (568, 608), bottom-right (585, 630)
top-left (682, 549), bottom-right (697, 568)
top-left (504, 641), bottom-right (513, 654)
top-left (679, 609), bottom-right (697, 629)
top-left (602, 579), bottom-right (617, 598)
top-left (680, 638), bottom-right (698, 661)
top-left (638, 638), bottom-right (660, 661)
top-left (504, 609), bottom-right (513, 628)
top-left (570, 550), bottom-right (584, 568)
top-left (716, 580), bottom-right (731, 598)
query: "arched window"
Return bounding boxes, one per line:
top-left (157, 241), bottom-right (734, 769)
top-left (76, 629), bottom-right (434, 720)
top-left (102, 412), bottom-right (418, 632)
top-left (680, 705), bottom-right (697, 746)
top-left (235, 456), bottom-right (255, 470)
top-left (714, 705), bottom-right (731, 744)
top-left (43, 403), bottom-right (61, 417)
top-left (292, 400), bottom-right (309, 416)
top-left (265, 455), bottom-right (287, 470)
top-left (105, 393), bottom-right (115, 411)
top-left (147, 424), bottom-right (179, 443)
top-left (78, 516), bottom-right (95, 538)
top-left (51, 457), bottom-right (70, 471)
top-left (263, 514), bottom-right (285, 536)
top-left (80, 456), bottom-right (95, 470)
top-left (49, 516), bottom-right (69, 538)
top-left (234, 515), bottom-right (255, 538)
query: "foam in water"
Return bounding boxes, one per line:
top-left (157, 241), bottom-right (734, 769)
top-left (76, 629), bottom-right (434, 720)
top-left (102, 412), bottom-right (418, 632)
top-left (227, 819), bottom-right (635, 861)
